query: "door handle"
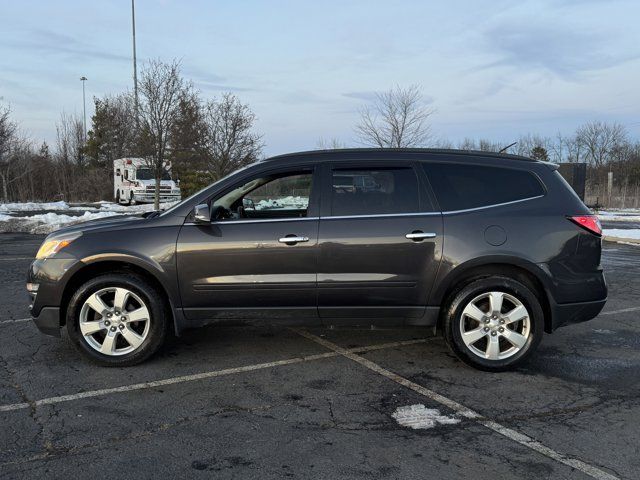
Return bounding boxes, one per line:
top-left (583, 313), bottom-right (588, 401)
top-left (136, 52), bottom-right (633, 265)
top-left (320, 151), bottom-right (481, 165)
top-left (405, 231), bottom-right (436, 241)
top-left (278, 235), bottom-right (309, 244)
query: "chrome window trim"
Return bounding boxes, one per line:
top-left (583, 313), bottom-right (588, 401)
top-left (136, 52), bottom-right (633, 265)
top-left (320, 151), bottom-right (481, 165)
top-left (321, 212), bottom-right (439, 220)
top-left (184, 216), bottom-right (319, 226)
top-left (441, 195), bottom-right (544, 215)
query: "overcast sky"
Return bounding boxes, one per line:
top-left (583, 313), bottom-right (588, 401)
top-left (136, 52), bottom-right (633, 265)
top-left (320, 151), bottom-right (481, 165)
top-left (1, 0), bottom-right (639, 156)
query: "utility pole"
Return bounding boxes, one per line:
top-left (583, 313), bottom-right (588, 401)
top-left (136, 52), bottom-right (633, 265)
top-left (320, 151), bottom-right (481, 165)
top-left (80, 76), bottom-right (87, 142)
top-left (132, 0), bottom-right (139, 120)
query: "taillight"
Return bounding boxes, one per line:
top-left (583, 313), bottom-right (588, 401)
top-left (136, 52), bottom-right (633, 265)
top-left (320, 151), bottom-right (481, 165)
top-left (568, 215), bottom-right (602, 236)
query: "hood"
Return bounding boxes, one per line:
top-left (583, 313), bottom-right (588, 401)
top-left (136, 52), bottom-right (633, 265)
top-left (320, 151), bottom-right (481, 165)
top-left (46, 214), bottom-right (146, 239)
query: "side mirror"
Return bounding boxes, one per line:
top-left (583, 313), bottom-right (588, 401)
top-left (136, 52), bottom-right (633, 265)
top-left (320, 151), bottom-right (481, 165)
top-left (193, 203), bottom-right (211, 224)
top-left (242, 197), bottom-right (255, 210)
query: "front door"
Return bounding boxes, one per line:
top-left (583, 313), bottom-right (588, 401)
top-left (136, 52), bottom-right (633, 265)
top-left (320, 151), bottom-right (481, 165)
top-left (177, 167), bottom-right (320, 322)
top-left (317, 162), bottom-right (443, 322)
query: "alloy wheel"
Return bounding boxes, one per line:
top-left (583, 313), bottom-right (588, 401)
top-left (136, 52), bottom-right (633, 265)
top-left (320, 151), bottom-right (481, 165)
top-left (459, 291), bottom-right (531, 361)
top-left (79, 287), bottom-right (151, 356)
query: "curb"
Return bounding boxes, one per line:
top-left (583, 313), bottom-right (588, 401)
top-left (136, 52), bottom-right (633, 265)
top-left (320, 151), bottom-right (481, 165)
top-left (604, 236), bottom-right (640, 245)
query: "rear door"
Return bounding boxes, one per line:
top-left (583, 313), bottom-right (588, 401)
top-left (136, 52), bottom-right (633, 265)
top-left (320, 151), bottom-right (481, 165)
top-left (317, 161), bottom-right (443, 322)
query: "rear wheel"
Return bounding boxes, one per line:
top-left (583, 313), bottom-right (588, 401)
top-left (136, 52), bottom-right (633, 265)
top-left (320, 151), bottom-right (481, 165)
top-left (66, 273), bottom-right (168, 366)
top-left (443, 276), bottom-right (543, 371)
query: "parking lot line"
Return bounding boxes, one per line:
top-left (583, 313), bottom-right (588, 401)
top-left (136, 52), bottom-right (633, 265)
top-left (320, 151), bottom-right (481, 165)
top-left (0, 318), bottom-right (30, 325)
top-left (599, 306), bottom-right (640, 315)
top-left (0, 338), bottom-right (430, 413)
top-left (0, 257), bottom-right (32, 261)
top-left (292, 328), bottom-right (619, 480)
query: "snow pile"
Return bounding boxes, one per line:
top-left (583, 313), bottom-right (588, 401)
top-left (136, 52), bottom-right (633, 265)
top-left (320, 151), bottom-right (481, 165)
top-left (96, 201), bottom-right (178, 213)
top-left (603, 229), bottom-right (640, 240)
top-left (0, 211), bottom-right (120, 234)
top-left (0, 201), bottom-right (70, 212)
top-left (597, 210), bottom-right (640, 222)
top-left (0, 200), bottom-right (180, 234)
top-left (255, 196), bottom-right (308, 210)
top-left (391, 404), bottom-right (460, 430)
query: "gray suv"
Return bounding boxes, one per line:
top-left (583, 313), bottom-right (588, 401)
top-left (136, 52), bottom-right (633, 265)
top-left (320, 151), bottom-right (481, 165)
top-left (27, 149), bottom-right (607, 371)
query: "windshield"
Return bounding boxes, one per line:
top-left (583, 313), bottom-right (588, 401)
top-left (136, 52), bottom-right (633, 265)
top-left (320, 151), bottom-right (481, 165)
top-left (136, 168), bottom-right (171, 181)
top-left (160, 162), bottom-right (258, 216)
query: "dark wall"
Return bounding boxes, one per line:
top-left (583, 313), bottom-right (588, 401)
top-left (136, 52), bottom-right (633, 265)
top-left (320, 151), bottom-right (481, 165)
top-left (558, 163), bottom-right (587, 200)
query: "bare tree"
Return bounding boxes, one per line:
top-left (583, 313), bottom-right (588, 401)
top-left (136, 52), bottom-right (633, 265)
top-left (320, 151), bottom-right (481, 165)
top-left (355, 85), bottom-right (434, 148)
top-left (137, 59), bottom-right (187, 209)
top-left (0, 106), bottom-right (17, 200)
top-left (316, 137), bottom-right (347, 149)
top-left (575, 121), bottom-right (627, 167)
top-left (0, 106), bottom-right (38, 201)
top-left (202, 93), bottom-right (263, 180)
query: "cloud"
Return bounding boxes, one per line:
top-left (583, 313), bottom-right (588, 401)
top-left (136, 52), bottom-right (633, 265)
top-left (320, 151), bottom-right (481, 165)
top-left (342, 91), bottom-right (379, 102)
top-left (343, 90), bottom-right (435, 105)
top-left (11, 29), bottom-right (130, 63)
top-left (480, 22), bottom-right (638, 79)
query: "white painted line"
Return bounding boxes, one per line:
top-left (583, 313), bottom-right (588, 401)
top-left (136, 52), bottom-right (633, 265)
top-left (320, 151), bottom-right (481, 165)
top-left (0, 338), bottom-right (430, 413)
top-left (0, 318), bottom-right (31, 325)
top-left (293, 329), bottom-right (619, 480)
top-left (0, 257), bottom-right (32, 261)
top-left (599, 306), bottom-right (640, 316)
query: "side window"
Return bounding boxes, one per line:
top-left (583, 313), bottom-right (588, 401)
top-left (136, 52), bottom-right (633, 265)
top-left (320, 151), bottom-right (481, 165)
top-left (212, 172), bottom-right (312, 221)
top-left (124, 170), bottom-right (129, 180)
top-left (116, 168), bottom-right (121, 177)
top-left (424, 163), bottom-right (545, 212)
top-left (330, 168), bottom-right (419, 216)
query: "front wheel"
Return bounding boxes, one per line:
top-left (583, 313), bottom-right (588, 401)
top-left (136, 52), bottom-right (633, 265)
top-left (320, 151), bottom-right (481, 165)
top-left (443, 276), bottom-right (544, 371)
top-left (66, 274), bottom-right (169, 366)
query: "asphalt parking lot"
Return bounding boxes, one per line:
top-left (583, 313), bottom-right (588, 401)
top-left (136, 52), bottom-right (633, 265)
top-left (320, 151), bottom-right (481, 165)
top-left (0, 233), bottom-right (638, 479)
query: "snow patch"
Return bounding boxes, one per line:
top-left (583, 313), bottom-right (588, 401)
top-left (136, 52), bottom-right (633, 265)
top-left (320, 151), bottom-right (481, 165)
top-left (0, 200), bottom-right (179, 234)
top-left (596, 209), bottom-right (640, 222)
top-left (603, 228), bottom-right (640, 240)
top-left (0, 201), bottom-right (70, 212)
top-left (593, 329), bottom-right (615, 335)
top-left (0, 211), bottom-right (120, 234)
top-left (391, 404), bottom-right (460, 430)
top-left (255, 196), bottom-right (308, 210)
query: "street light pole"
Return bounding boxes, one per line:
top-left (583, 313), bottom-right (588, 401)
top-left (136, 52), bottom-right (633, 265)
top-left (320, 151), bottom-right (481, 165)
top-left (80, 76), bottom-right (87, 142)
top-left (132, 0), bottom-right (139, 119)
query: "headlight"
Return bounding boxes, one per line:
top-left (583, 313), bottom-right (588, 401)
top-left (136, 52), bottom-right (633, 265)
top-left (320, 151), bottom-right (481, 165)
top-left (36, 232), bottom-right (81, 259)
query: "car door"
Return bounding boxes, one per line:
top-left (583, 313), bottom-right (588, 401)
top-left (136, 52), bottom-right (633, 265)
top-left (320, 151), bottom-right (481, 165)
top-left (177, 165), bottom-right (320, 322)
top-left (317, 161), bottom-right (443, 324)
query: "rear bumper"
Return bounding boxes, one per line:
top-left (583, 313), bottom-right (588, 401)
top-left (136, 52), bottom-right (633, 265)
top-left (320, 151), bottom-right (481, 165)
top-left (548, 297), bottom-right (607, 332)
top-left (32, 307), bottom-right (61, 337)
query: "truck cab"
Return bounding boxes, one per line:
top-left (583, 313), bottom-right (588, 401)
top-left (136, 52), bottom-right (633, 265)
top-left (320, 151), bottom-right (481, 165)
top-left (113, 158), bottom-right (181, 205)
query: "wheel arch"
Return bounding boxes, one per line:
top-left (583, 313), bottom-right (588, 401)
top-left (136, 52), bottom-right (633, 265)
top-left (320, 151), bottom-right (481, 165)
top-left (60, 259), bottom-right (177, 334)
top-left (433, 257), bottom-right (553, 333)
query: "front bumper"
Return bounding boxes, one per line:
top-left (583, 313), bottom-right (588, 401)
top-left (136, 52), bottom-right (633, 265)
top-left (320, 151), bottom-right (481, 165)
top-left (133, 193), bottom-right (181, 203)
top-left (548, 297), bottom-right (607, 332)
top-left (32, 307), bottom-right (61, 337)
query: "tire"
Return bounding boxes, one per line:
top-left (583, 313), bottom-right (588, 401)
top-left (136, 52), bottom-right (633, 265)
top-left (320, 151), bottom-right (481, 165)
top-left (443, 276), bottom-right (544, 372)
top-left (66, 273), bottom-right (169, 366)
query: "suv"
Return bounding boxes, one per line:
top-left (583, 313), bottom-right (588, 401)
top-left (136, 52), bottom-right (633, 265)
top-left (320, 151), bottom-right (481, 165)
top-left (27, 149), bottom-right (607, 371)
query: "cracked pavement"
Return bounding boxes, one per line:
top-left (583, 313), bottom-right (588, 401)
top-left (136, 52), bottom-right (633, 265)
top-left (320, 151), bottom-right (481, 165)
top-left (0, 233), bottom-right (638, 479)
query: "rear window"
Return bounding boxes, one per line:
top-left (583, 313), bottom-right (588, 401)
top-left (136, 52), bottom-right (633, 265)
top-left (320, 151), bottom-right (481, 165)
top-left (424, 163), bottom-right (545, 212)
top-left (331, 168), bottom-right (419, 216)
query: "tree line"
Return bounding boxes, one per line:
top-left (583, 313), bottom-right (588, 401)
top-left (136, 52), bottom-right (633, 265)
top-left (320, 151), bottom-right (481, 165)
top-left (1, 72), bottom-right (638, 207)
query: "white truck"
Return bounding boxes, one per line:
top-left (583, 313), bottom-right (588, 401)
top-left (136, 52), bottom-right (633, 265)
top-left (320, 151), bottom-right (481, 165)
top-left (113, 158), bottom-right (181, 205)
